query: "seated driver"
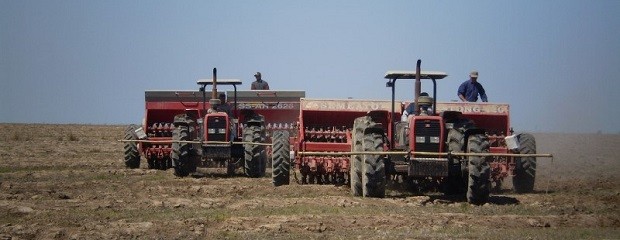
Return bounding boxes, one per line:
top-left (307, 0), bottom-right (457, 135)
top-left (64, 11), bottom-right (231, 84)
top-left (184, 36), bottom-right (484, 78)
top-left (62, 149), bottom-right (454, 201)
top-left (401, 92), bottom-right (433, 121)
top-left (216, 93), bottom-right (232, 115)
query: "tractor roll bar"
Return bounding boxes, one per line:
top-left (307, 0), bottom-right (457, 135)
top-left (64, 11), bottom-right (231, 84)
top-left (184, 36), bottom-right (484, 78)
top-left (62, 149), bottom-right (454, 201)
top-left (384, 64), bottom-right (448, 147)
top-left (196, 70), bottom-right (243, 118)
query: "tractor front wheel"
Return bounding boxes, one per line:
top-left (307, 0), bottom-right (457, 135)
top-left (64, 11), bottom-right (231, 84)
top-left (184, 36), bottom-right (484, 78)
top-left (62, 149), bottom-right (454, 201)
top-left (362, 124), bottom-right (386, 198)
top-left (243, 125), bottom-right (266, 178)
top-left (512, 133), bottom-right (537, 193)
top-left (443, 128), bottom-right (467, 195)
top-left (172, 123), bottom-right (195, 177)
top-left (466, 134), bottom-right (491, 205)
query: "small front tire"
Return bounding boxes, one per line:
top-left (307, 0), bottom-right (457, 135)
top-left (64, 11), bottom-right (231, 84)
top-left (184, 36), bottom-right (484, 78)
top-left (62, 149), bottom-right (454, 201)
top-left (466, 134), bottom-right (491, 205)
top-left (512, 133), bottom-right (537, 193)
top-left (243, 124), bottom-right (266, 178)
top-left (172, 118), bottom-right (196, 177)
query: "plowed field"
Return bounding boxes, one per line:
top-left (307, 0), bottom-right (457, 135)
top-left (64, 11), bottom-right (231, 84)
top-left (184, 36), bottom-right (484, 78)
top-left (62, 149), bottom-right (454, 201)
top-left (1, 124), bottom-right (618, 239)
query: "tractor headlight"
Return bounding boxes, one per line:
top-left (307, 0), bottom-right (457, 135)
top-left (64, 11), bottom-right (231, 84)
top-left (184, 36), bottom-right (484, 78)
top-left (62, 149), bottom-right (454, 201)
top-left (430, 136), bottom-right (440, 143)
top-left (217, 128), bottom-right (227, 134)
top-left (415, 136), bottom-right (426, 143)
top-left (207, 128), bottom-right (216, 134)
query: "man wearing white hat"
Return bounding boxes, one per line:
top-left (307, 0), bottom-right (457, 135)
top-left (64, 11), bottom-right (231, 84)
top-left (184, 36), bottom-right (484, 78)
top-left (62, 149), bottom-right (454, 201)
top-left (458, 70), bottom-right (488, 102)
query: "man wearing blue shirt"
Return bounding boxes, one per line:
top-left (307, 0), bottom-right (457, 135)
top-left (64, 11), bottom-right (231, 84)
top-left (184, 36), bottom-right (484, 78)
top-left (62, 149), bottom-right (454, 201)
top-left (458, 70), bottom-right (488, 102)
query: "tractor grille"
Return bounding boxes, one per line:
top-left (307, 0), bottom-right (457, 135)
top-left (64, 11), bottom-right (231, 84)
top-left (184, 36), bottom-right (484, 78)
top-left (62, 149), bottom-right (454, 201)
top-left (206, 116), bottom-right (227, 141)
top-left (413, 119), bottom-right (441, 152)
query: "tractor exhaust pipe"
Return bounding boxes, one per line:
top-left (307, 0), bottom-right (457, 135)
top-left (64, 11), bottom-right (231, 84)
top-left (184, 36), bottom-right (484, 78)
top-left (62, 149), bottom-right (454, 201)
top-left (414, 59), bottom-right (421, 116)
top-left (211, 68), bottom-right (218, 100)
top-left (207, 67), bottom-right (221, 113)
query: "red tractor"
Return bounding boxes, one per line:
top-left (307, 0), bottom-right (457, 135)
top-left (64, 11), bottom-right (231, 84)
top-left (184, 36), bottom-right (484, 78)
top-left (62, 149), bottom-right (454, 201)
top-left (123, 68), bottom-right (304, 178)
top-left (275, 60), bottom-right (538, 204)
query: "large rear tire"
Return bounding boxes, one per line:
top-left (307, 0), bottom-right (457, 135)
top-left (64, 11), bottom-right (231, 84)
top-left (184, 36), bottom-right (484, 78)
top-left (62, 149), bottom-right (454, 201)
top-left (172, 121), bottom-right (195, 177)
top-left (512, 133), bottom-right (537, 193)
top-left (124, 125), bottom-right (140, 169)
top-left (362, 123), bottom-right (386, 198)
top-left (243, 124), bottom-right (266, 178)
top-left (272, 130), bottom-right (291, 186)
top-left (466, 134), bottom-right (491, 205)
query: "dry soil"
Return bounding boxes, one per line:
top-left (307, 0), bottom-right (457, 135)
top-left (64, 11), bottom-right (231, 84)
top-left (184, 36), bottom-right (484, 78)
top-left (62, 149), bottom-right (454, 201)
top-left (0, 124), bottom-right (619, 239)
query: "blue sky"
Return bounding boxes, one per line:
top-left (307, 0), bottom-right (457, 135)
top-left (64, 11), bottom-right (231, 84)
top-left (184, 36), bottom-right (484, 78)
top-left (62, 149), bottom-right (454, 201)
top-left (1, 0), bottom-right (619, 133)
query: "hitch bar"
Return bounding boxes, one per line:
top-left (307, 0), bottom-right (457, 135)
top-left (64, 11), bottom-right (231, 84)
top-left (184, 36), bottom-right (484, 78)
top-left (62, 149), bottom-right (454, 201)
top-left (119, 139), bottom-right (552, 158)
top-left (296, 151), bottom-right (553, 158)
top-left (118, 139), bottom-right (273, 146)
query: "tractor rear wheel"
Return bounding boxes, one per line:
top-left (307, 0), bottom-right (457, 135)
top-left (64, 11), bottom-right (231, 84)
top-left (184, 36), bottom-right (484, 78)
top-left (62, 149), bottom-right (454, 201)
top-left (512, 133), bottom-right (537, 193)
top-left (272, 130), bottom-right (291, 186)
top-left (123, 125), bottom-right (140, 169)
top-left (350, 117), bottom-right (366, 196)
top-left (172, 123), bottom-right (195, 177)
top-left (466, 134), bottom-right (491, 205)
top-left (362, 122), bottom-right (386, 198)
top-left (243, 125), bottom-right (266, 178)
